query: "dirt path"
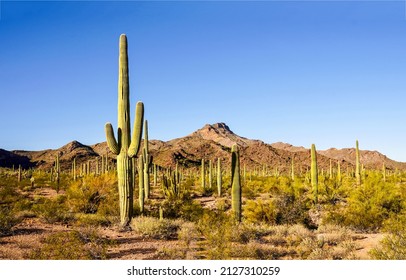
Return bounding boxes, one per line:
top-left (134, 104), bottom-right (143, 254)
top-left (353, 233), bottom-right (384, 259)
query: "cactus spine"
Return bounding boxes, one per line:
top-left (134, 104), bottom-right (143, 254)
top-left (231, 144), bottom-right (242, 222)
top-left (104, 34), bottom-right (144, 228)
top-left (355, 140), bottom-right (361, 186)
top-left (311, 144), bottom-right (318, 205)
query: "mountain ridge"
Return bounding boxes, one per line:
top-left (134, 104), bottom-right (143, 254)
top-left (1, 123), bottom-right (405, 172)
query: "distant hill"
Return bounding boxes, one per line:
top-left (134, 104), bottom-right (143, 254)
top-left (1, 122), bottom-right (405, 173)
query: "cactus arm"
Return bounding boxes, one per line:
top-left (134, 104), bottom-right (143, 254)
top-left (128, 102), bottom-right (144, 158)
top-left (105, 123), bottom-right (120, 155)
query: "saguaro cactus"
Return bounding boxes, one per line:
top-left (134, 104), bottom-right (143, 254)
top-left (382, 162), bottom-right (386, 182)
top-left (105, 34), bottom-right (144, 228)
top-left (231, 144), bottom-right (242, 222)
top-left (138, 156), bottom-right (145, 214)
top-left (311, 144), bottom-right (318, 205)
top-left (355, 140), bottom-right (361, 186)
top-left (201, 158), bottom-right (206, 191)
top-left (143, 120), bottom-right (151, 199)
top-left (55, 154), bottom-right (60, 193)
top-left (217, 158), bottom-right (222, 197)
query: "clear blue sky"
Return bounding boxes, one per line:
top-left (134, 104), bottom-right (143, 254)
top-left (1, 0), bottom-right (406, 162)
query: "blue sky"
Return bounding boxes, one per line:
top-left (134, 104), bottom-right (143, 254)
top-left (1, 0), bottom-right (406, 162)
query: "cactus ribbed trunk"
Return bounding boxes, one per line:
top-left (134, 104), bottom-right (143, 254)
top-left (117, 154), bottom-right (133, 224)
top-left (105, 34), bottom-right (144, 229)
top-left (231, 144), bottom-right (242, 222)
top-left (311, 144), bottom-right (318, 205)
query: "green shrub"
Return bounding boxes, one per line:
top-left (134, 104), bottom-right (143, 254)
top-left (66, 174), bottom-right (119, 217)
top-left (131, 216), bottom-right (180, 240)
top-left (243, 199), bottom-right (277, 224)
top-left (0, 206), bottom-right (21, 236)
top-left (32, 196), bottom-right (73, 224)
top-left (159, 198), bottom-right (203, 222)
top-left (197, 210), bottom-right (235, 259)
top-left (339, 177), bottom-right (402, 231)
top-left (370, 213), bottom-right (406, 259)
top-left (29, 228), bottom-right (112, 259)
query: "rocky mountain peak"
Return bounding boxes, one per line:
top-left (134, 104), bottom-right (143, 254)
top-left (190, 123), bottom-right (255, 148)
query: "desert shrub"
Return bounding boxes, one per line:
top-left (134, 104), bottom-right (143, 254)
top-left (29, 228), bottom-right (112, 259)
top-left (286, 224), bottom-right (313, 247)
top-left (274, 193), bottom-right (311, 226)
top-left (316, 224), bottom-right (352, 246)
top-left (370, 213), bottom-right (406, 259)
top-left (243, 199), bottom-right (277, 224)
top-left (74, 213), bottom-right (112, 227)
top-left (178, 222), bottom-right (200, 247)
top-left (174, 222), bottom-right (201, 259)
top-left (243, 178), bottom-right (267, 199)
top-left (0, 206), bottom-right (21, 236)
top-left (294, 224), bottom-right (357, 260)
top-left (0, 185), bottom-right (21, 204)
top-left (32, 196), bottom-right (73, 224)
top-left (214, 197), bottom-right (231, 211)
top-left (336, 178), bottom-right (403, 231)
top-left (130, 216), bottom-right (180, 240)
top-left (231, 241), bottom-right (288, 260)
top-left (159, 198), bottom-right (203, 222)
top-left (197, 210), bottom-right (235, 259)
top-left (232, 222), bottom-right (273, 244)
top-left (66, 174), bottom-right (119, 217)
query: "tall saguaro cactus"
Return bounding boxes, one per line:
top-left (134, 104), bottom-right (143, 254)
top-left (201, 158), bottom-right (206, 191)
top-left (143, 120), bottom-right (151, 199)
top-left (355, 140), bottom-right (361, 186)
top-left (311, 144), bottom-right (318, 205)
top-left (231, 144), bottom-right (242, 222)
top-left (217, 158), bottom-right (222, 197)
top-left (105, 34), bottom-right (144, 228)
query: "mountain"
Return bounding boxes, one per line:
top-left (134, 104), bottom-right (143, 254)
top-left (1, 123), bottom-right (405, 173)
